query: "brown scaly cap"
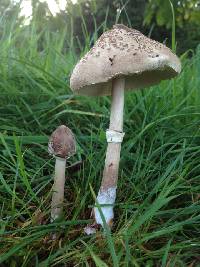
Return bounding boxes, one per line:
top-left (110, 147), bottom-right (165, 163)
top-left (70, 24), bottom-right (181, 96)
top-left (48, 125), bottom-right (76, 159)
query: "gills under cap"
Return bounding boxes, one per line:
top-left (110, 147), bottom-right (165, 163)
top-left (70, 24), bottom-right (181, 96)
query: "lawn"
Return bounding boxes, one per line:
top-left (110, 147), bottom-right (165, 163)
top-left (0, 12), bottom-right (200, 267)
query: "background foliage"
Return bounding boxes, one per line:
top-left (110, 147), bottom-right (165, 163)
top-left (2, 0), bottom-right (200, 54)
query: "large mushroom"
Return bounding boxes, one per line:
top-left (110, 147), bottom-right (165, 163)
top-left (70, 24), bottom-right (181, 232)
top-left (48, 125), bottom-right (76, 221)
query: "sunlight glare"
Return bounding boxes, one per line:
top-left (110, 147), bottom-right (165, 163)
top-left (12, 0), bottom-right (78, 20)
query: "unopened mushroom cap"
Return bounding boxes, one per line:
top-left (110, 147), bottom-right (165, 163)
top-left (48, 125), bottom-right (76, 159)
top-left (70, 24), bottom-right (181, 96)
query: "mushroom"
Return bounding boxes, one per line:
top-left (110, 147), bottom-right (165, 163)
top-left (70, 24), bottom-right (181, 232)
top-left (48, 125), bottom-right (76, 221)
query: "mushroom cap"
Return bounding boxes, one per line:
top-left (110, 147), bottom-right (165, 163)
top-left (48, 125), bottom-right (76, 159)
top-left (70, 24), bottom-right (181, 96)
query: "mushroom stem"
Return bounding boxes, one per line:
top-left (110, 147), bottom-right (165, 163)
top-left (51, 157), bottom-right (66, 221)
top-left (94, 77), bottom-right (125, 228)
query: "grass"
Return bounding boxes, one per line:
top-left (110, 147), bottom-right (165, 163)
top-left (1, 6), bottom-right (200, 267)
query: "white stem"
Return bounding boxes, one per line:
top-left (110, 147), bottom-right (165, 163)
top-left (94, 77), bottom-right (125, 228)
top-left (51, 157), bottom-right (66, 221)
top-left (109, 77), bottom-right (124, 132)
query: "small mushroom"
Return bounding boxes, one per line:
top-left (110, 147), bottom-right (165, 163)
top-left (70, 24), bottom-right (181, 233)
top-left (48, 125), bottom-right (76, 221)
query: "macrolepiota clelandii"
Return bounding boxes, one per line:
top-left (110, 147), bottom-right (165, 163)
top-left (48, 125), bottom-right (76, 222)
top-left (70, 24), bottom-right (181, 233)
